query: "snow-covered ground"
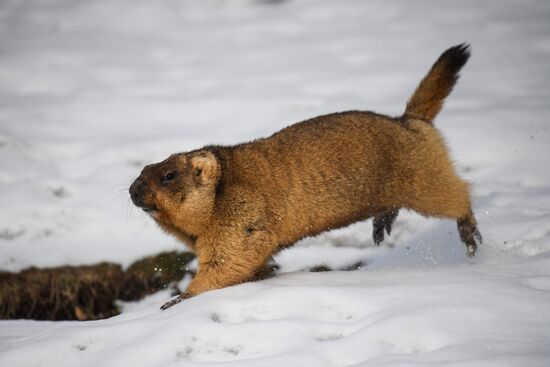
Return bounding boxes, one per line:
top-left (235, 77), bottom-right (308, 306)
top-left (1, 0), bottom-right (550, 366)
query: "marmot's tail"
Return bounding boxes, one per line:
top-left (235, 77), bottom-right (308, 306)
top-left (404, 43), bottom-right (470, 123)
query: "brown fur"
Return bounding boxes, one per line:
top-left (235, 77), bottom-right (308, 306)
top-left (129, 43), bottom-right (481, 308)
top-left (405, 43), bottom-right (470, 122)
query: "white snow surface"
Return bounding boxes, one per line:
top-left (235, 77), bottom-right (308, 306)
top-left (1, 0), bottom-right (550, 366)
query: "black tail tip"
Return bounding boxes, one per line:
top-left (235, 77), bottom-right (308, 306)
top-left (440, 43), bottom-right (471, 70)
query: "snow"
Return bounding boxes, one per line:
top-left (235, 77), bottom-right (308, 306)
top-left (1, 0), bottom-right (550, 366)
top-left (2, 261), bottom-right (550, 366)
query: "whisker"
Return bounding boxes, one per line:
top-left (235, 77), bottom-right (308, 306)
top-left (125, 198), bottom-right (135, 223)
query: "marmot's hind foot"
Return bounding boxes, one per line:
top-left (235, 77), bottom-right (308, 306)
top-left (457, 214), bottom-right (482, 257)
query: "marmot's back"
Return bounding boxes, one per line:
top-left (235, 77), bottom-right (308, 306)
top-left (225, 111), bottom-right (426, 241)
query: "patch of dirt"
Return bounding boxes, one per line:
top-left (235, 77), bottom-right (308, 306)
top-left (0, 251), bottom-right (195, 321)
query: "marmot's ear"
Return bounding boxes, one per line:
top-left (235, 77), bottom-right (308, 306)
top-left (190, 151), bottom-right (220, 186)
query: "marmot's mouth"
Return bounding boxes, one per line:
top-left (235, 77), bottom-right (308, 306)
top-left (140, 206), bottom-right (158, 214)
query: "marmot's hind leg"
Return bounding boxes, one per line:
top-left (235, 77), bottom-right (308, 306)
top-left (373, 209), bottom-right (399, 245)
top-left (407, 174), bottom-right (482, 256)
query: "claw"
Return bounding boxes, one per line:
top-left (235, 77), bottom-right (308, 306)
top-left (160, 293), bottom-right (191, 310)
top-left (474, 229), bottom-right (483, 244)
top-left (466, 244), bottom-right (477, 258)
top-left (373, 225), bottom-right (385, 245)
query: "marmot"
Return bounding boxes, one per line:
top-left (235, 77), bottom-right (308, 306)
top-left (130, 44), bottom-right (481, 310)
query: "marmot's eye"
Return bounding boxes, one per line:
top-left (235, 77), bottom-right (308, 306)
top-left (161, 171), bottom-right (176, 184)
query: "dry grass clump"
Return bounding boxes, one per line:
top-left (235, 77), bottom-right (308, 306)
top-left (0, 251), bottom-right (195, 321)
top-left (0, 263), bottom-right (125, 320)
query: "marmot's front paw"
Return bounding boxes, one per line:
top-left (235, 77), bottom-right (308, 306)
top-left (160, 292), bottom-right (191, 310)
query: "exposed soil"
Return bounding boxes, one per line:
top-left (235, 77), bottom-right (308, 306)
top-left (0, 251), bottom-right (196, 321)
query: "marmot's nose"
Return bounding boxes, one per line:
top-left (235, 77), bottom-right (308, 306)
top-left (129, 178), bottom-right (145, 207)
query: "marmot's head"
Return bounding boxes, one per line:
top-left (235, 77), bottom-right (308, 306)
top-left (129, 150), bottom-right (220, 234)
